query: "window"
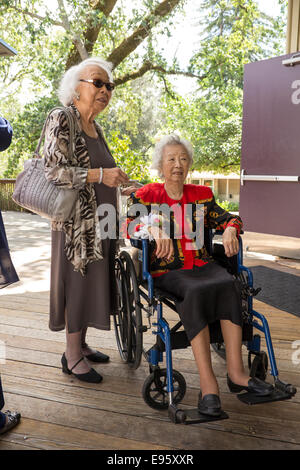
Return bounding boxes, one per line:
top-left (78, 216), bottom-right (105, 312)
top-left (204, 180), bottom-right (213, 188)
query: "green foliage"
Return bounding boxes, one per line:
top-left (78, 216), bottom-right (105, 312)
top-left (105, 130), bottom-right (151, 183)
top-left (216, 197), bottom-right (239, 212)
top-left (0, 0), bottom-right (176, 179)
top-left (162, 0), bottom-right (287, 172)
top-left (162, 85), bottom-right (243, 171)
top-left (0, 0), bottom-right (287, 181)
top-left (3, 95), bottom-right (60, 178)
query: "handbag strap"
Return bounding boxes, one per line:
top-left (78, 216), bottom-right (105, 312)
top-left (34, 106), bottom-right (76, 160)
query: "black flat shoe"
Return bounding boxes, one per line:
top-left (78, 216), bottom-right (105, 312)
top-left (198, 393), bottom-right (222, 417)
top-left (227, 375), bottom-right (273, 396)
top-left (84, 351), bottom-right (110, 363)
top-left (0, 410), bottom-right (21, 435)
top-left (61, 353), bottom-right (103, 383)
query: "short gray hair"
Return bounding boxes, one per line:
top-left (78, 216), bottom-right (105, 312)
top-left (58, 57), bottom-right (114, 106)
top-left (152, 134), bottom-right (194, 178)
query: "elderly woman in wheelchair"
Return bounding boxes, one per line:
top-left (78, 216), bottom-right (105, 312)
top-left (116, 134), bottom-right (296, 423)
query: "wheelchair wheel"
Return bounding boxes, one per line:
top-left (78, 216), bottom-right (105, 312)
top-left (142, 368), bottom-right (186, 410)
top-left (119, 250), bottom-right (143, 370)
top-left (113, 257), bottom-right (132, 363)
top-left (249, 351), bottom-right (268, 381)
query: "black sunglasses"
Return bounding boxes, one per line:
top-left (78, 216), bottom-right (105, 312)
top-left (79, 79), bottom-right (115, 92)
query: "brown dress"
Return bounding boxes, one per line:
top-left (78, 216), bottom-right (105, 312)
top-left (49, 131), bottom-right (117, 333)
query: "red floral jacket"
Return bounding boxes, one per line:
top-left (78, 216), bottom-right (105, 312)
top-left (125, 183), bottom-right (243, 278)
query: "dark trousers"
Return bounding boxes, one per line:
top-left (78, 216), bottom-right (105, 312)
top-left (0, 375), bottom-right (6, 428)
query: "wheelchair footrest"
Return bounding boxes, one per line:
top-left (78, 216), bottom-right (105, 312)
top-left (237, 388), bottom-right (293, 405)
top-left (168, 404), bottom-right (228, 425)
top-left (183, 408), bottom-right (229, 425)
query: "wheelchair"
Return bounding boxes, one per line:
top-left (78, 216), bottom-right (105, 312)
top-left (113, 228), bottom-right (297, 424)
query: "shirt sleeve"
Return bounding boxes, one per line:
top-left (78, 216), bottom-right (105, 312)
top-left (43, 109), bottom-right (88, 190)
top-left (206, 192), bottom-right (243, 236)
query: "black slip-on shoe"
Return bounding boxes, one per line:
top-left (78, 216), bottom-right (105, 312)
top-left (198, 393), bottom-right (222, 417)
top-left (84, 351), bottom-right (110, 363)
top-left (61, 353), bottom-right (103, 383)
top-left (227, 375), bottom-right (273, 396)
top-left (0, 411), bottom-right (21, 435)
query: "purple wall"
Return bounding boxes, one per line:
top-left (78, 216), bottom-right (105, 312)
top-left (240, 53), bottom-right (300, 237)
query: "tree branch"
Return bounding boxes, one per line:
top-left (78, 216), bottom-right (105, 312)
top-left (160, 74), bottom-right (176, 99)
top-left (57, 0), bottom-right (89, 61)
top-left (114, 60), bottom-right (205, 86)
top-left (89, 0), bottom-right (119, 17)
top-left (107, 0), bottom-right (183, 68)
top-left (66, 0), bottom-right (119, 68)
top-left (5, 58), bottom-right (35, 88)
top-left (3, 5), bottom-right (64, 27)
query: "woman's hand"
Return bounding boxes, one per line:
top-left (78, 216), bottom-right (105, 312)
top-left (121, 185), bottom-right (142, 196)
top-left (148, 226), bottom-right (174, 260)
top-left (102, 167), bottom-right (129, 187)
top-left (222, 226), bottom-right (239, 257)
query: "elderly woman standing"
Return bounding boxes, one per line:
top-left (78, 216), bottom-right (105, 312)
top-left (44, 57), bottom-right (132, 383)
top-left (127, 134), bottom-right (273, 416)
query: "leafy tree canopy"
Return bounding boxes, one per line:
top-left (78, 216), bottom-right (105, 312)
top-left (0, 0), bottom-right (287, 179)
top-left (162, 0), bottom-right (287, 172)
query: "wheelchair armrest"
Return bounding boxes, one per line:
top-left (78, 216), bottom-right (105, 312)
top-left (130, 238), bottom-right (145, 250)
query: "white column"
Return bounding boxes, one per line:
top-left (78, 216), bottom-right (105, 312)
top-left (287, 0), bottom-right (300, 53)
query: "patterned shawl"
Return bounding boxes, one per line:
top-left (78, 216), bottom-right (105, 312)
top-left (43, 103), bottom-right (105, 275)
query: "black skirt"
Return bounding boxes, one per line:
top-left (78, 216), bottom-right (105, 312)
top-left (153, 262), bottom-right (243, 342)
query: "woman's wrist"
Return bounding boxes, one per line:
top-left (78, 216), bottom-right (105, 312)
top-left (86, 168), bottom-right (103, 183)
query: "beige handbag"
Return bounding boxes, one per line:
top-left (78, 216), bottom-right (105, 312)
top-left (12, 107), bottom-right (78, 222)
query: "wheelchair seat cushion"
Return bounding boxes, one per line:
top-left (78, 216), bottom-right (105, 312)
top-left (153, 261), bottom-right (243, 342)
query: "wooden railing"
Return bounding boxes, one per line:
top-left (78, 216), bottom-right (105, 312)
top-left (0, 179), bottom-right (24, 212)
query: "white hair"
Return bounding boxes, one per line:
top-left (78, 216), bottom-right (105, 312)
top-left (152, 134), bottom-right (194, 178)
top-left (58, 57), bottom-right (114, 106)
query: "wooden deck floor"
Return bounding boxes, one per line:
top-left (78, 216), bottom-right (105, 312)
top-left (0, 213), bottom-right (299, 450)
top-left (0, 288), bottom-right (299, 450)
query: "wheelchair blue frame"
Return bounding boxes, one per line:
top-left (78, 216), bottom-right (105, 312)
top-left (124, 230), bottom-right (296, 422)
top-left (136, 232), bottom-right (293, 387)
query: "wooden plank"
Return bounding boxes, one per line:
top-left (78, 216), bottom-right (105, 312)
top-left (0, 312), bottom-right (298, 361)
top-left (0, 418), bottom-right (171, 451)
top-left (1, 257), bottom-right (300, 450)
top-left (3, 339), bottom-right (298, 392)
top-left (1, 330), bottom-right (298, 366)
top-left (0, 440), bottom-right (39, 450)
top-left (1, 354), bottom-right (299, 410)
top-left (4, 391), bottom-right (300, 450)
top-left (2, 333), bottom-right (299, 383)
top-left (2, 365), bottom-right (300, 437)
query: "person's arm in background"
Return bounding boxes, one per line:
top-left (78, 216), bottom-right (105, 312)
top-left (0, 116), bottom-right (13, 152)
top-left (0, 116), bottom-right (13, 249)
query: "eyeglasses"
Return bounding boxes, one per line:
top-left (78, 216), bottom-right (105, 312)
top-left (79, 79), bottom-right (115, 92)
